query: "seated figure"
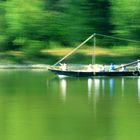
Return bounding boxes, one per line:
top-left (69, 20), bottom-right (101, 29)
top-left (138, 60), bottom-right (140, 71)
top-left (102, 65), bottom-right (106, 72)
top-left (60, 63), bottom-right (67, 71)
top-left (119, 64), bottom-right (126, 72)
top-left (87, 64), bottom-right (93, 71)
top-left (109, 63), bottom-right (115, 72)
top-left (135, 60), bottom-right (140, 71)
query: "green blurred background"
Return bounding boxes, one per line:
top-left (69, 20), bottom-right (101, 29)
top-left (0, 0), bottom-right (140, 64)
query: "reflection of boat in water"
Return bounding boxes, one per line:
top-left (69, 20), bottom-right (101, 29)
top-left (48, 33), bottom-right (140, 77)
top-left (138, 78), bottom-right (140, 102)
top-left (60, 79), bottom-right (67, 102)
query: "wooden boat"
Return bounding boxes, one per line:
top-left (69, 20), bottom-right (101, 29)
top-left (48, 66), bottom-right (140, 77)
top-left (49, 59), bottom-right (140, 77)
top-left (48, 33), bottom-right (140, 77)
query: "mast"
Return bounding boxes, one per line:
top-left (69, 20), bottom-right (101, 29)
top-left (92, 33), bottom-right (96, 65)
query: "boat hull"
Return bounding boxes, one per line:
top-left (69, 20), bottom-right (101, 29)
top-left (48, 68), bottom-right (140, 77)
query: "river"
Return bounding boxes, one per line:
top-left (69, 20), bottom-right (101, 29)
top-left (0, 69), bottom-right (139, 140)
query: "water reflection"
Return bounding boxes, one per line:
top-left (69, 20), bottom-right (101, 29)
top-left (87, 78), bottom-right (93, 99)
top-left (88, 78), bottom-right (115, 98)
top-left (138, 78), bottom-right (140, 102)
top-left (59, 79), bottom-right (67, 103)
top-left (58, 77), bottom-right (140, 102)
top-left (88, 78), bottom-right (116, 98)
top-left (87, 77), bottom-right (136, 98)
top-left (94, 79), bottom-right (100, 97)
top-left (109, 78), bottom-right (114, 96)
top-left (30, 76), bottom-right (140, 140)
top-left (0, 70), bottom-right (140, 140)
top-left (87, 78), bottom-right (100, 116)
top-left (121, 78), bottom-right (125, 97)
top-left (87, 78), bottom-right (100, 100)
top-left (102, 79), bottom-right (105, 96)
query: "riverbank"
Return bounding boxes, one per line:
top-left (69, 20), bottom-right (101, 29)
top-left (0, 46), bottom-right (139, 67)
top-left (0, 64), bottom-right (49, 69)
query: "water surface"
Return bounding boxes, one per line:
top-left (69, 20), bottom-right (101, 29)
top-left (0, 70), bottom-right (139, 140)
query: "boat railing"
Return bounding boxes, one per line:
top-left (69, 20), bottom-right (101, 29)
top-left (50, 62), bottom-right (140, 73)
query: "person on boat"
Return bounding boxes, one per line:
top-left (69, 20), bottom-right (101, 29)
top-left (135, 60), bottom-right (140, 71)
top-left (87, 64), bottom-right (93, 71)
top-left (109, 63), bottom-right (115, 72)
top-left (138, 60), bottom-right (140, 71)
top-left (60, 63), bottom-right (67, 71)
top-left (119, 64), bottom-right (126, 72)
top-left (102, 65), bottom-right (106, 72)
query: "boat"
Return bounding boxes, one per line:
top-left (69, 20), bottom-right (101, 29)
top-left (48, 33), bottom-right (140, 77)
top-left (49, 67), bottom-right (140, 77)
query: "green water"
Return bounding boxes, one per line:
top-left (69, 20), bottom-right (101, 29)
top-left (0, 70), bottom-right (140, 140)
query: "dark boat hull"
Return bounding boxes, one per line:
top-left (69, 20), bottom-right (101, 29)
top-left (49, 68), bottom-right (140, 77)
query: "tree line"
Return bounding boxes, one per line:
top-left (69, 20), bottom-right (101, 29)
top-left (0, 0), bottom-right (140, 57)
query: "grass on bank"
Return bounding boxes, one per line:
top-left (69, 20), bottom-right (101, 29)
top-left (0, 45), bottom-right (139, 64)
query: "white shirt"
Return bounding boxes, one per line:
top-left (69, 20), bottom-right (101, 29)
top-left (138, 62), bottom-right (140, 69)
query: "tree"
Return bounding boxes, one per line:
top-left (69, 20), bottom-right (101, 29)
top-left (4, 0), bottom-right (47, 56)
top-left (0, 1), bottom-right (8, 50)
top-left (111, 0), bottom-right (140, 41)
top-left (84, 0), bottom-right (114, 35)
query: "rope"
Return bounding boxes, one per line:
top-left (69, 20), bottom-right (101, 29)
top-left (53, 34), bottom-right (94, 66)
top-left (96, 33), bottom-right (140, 44)
top-left (52, 33), bottom-right (140, 67)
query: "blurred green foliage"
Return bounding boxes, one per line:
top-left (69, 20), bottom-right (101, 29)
top-left (0, 0), bottom-right (140, 59)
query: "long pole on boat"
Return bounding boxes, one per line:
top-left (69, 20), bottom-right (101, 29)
top-left (92, 33), bottom-right (96, 65)
top-left (53, 34), bottom-right (95, 66)
top-left (115, 59), bottom-right (140, 70)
